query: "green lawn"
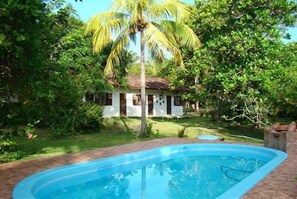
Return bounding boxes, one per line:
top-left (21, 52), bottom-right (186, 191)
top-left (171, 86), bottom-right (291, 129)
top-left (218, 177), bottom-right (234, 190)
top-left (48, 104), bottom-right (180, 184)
top-left (1, 116), bottom-right (264, 163)
top-left (148, 116), bottom-right (263, 142)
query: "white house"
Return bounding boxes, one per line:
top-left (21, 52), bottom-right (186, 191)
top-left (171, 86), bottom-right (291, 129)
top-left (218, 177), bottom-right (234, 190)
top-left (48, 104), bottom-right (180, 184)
top-left (85, 75), bottom-right (184, 117)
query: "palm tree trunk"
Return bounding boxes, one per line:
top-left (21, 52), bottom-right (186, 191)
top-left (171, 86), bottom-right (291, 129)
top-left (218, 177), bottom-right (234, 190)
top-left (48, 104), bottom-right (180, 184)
top-left (140, 30), bottom-right (146, 136)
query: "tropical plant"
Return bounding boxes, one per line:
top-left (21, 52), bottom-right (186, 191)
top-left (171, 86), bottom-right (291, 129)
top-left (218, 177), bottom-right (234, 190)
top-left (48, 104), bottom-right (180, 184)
top-left (263, 42), bottom-right (297, 118)
top-left (0, 0), bottom-right (48, 107)
top-left (177, 126), bottom-right (188, 138)
top-left (86, 0), bottom-right (200, 136)
top-left (0, 0), bottom-right (119, 132)
top-left (170, 0), bottom-right (297, 125)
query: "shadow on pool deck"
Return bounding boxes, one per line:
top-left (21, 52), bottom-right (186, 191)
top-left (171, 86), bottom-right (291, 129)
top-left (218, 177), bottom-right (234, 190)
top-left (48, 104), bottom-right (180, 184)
top-left (0, 138), bottom-right (296, 199)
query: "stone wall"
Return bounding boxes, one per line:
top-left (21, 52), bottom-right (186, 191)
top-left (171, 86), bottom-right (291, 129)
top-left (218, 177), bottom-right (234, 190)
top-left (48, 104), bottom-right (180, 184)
top-left (264, 122), bottom-right (297, 154)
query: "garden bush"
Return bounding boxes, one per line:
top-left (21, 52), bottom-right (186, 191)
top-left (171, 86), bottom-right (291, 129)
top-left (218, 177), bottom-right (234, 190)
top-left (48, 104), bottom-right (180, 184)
top-left (133, 122), bottom-right (159, 137)
top-left (76, 103), bottom-right (103, 131)
top-left (177, 126), bottom-right (188, 138)
top-left (0, 130), bottom-right (24, 163)
top-left (48, 103), bottom-right (103, 138)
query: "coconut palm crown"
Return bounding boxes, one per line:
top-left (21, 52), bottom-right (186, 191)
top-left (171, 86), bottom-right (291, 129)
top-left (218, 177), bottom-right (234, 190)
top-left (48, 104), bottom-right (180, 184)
top-left (86, 0), bottom-right (200, 136)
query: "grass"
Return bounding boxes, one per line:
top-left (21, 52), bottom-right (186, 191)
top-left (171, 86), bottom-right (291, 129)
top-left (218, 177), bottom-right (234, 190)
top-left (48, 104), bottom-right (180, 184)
top-left (1, 115), bottom-right (264, 162)
top-left (147, 116), bottom-right (263, 142)
top-left (13, 131), bottom-right (139, 160)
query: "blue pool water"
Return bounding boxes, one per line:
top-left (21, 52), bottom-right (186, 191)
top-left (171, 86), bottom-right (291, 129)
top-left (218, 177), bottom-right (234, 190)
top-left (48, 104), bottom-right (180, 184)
top-left (13, 144), bottom-right (287, 199)
top-left (198, 134), bottom-right (220, 140)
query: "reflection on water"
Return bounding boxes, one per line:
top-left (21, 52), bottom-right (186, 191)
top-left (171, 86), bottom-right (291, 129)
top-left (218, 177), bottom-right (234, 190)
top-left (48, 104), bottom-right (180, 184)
top-left (42, 156), bottom-right (267, 199)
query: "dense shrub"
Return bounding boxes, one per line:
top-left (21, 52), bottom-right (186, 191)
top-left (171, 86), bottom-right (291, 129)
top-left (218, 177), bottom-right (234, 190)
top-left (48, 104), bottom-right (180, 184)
top-left (0, 130), bottom-right (25, 163)
top-left (48, 103), bottom-right (103, 139)
top-left (77, 103), bottom-right (103, 131)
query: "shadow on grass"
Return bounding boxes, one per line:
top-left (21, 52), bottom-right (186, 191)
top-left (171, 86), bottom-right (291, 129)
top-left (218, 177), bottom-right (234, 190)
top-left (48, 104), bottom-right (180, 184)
top-left (10, 129), bottom-right (139, 161)
top-left (150, 116), bottom-right (264, 141)
top-left (3, 116), bottom-right (264, 162)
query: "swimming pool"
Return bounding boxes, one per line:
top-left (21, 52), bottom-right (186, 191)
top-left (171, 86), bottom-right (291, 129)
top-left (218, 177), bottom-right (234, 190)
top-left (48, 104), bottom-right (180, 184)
top-left (13, 144), bottom-right (287, 199)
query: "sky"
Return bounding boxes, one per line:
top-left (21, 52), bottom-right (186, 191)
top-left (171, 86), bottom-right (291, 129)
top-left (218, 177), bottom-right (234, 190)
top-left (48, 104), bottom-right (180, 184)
top-left (66, 0), bottom-right (297, 44)
top-left (67, 0), bottom-right (196, 22)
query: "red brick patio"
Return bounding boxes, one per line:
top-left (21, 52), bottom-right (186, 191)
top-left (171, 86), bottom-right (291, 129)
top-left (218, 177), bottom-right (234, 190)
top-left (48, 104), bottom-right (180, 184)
top-left (0, 138), bottom-right (296, 198)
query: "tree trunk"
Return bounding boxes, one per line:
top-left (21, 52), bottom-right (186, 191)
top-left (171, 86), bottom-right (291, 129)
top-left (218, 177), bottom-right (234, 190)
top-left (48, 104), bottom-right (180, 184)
top-left (216, 95), bottom-right (222, 124)
top-left (140, 30), bottom-right (146, 136)
top-left (195, 75), bottom-right (200, 115)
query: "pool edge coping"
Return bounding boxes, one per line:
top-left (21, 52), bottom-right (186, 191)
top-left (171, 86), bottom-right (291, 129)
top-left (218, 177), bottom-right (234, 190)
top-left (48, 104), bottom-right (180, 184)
top-left (12, 143), bottom-right (288, 199)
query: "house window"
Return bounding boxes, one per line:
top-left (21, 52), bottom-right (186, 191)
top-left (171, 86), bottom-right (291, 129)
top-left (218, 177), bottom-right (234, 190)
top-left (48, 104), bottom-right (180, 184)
top-left (96, 93), bottom-right (112, 106)
top-left (85, 93), bottom-right (95, 102)
top-left (133, 94), bottom-right (141, 105)
top-left (86, 93), bottom-right (112, 106)
top-left (105, 93), bottom-right (113, 105)
top-left (174, 96), bottom-right (182, 106)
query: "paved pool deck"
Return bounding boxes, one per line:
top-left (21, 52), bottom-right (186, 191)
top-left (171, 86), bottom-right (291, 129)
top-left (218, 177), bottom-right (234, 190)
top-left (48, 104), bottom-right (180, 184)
top-left (0, 138), bottom-right (296, 199)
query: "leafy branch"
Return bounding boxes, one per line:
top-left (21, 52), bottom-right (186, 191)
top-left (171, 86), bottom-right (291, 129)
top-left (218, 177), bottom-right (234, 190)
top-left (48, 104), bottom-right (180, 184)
top-left (223, 92), bottom-right (271, 128)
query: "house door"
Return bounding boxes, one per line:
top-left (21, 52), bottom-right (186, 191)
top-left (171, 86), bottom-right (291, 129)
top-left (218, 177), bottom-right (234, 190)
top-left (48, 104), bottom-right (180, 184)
top-left (120, 93), bottom-right (126, 116)
top-left (148, 95), bottom-right (153, 115)
top-left (167, 96), bottom-right (172, 115)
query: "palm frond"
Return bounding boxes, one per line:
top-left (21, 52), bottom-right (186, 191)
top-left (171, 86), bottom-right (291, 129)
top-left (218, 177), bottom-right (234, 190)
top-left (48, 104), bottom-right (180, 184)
top-left (129, 31), bottom-right (137, 45)
top-left (176, 23), bottom-right (201, 48)
top-left (160, 20), bottom-right (201, 49)
top-left (147, 0), bottom-right (192, 22)
top-left (149, 46), bottom-right (164, 62)
top-left (151, 21), bottom-right (177, 46)
top-left (85, 11), bottom-right (129, 53)
top-left (105, 29), bottom-right (130, 76)
top-left (112, 0), bottom-right (136, 13)
top-left (144, 22), bottom-right (183, 65)
top-left (87, 0), bottom-right (200, 74)
top-left (85, 11), bottom-right (126, 33)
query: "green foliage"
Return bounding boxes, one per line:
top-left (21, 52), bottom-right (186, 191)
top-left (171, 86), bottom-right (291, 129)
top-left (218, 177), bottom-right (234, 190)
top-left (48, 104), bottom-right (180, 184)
top-left (49, 128), bottom-right (70, 140)
top-left (145, 122), bottom-right (154, 137)
top-left (168, 0), bottom-right (297, 125)
top-left (262, 42), bottom-right (297, 117)
top-left (55, 28), bottom-right (111, 93)
top-left (0, 1), bottom-right (79, 101)
top-left (223, 89), bottom-right (271, 128)
top-left (48, 103), bottom-right (103, 139)
top-left (0, 1), bottom-right (121, 134)
top-left (0, 0), bottom-right (65, 126)
top-left (20, 121), bottom-right (39, 139)
top-left (133, 122), bottom-right (158, 137)
top-left (0, 128), bottom-right (30, 163)
top-left (0, 134), bottom-right (15, 154)
top-left (86, 0), bottom-right (200, 137)
top-left (177, 126), bottom-right (188, 138)
top-left (128, 59), bottom-right (174, 78)
top-left (0, 121), bottom-right (39, 162)
top-left (0, 150), bottom-right (25, 163)
top-left (119, 117), bottom-right (131, 134)
top-left (76, 103), bottom-right (103, 131)
top-left (0, 116), bottom-right (265, 163)
top-left (184, 107), bottom-right (194, 113)
top-left (0, 0), bottom-right (49, 119)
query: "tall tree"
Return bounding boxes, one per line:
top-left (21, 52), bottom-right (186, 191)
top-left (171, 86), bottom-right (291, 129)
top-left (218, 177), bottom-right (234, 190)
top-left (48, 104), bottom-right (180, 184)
top-left (173, 0), bottom-right (297, 126)
top-left (86, 0), bottom-right (200, 136)
top-left (0, 0), bottom-right (48, 101)
top-left (0, 0), bottom-right (108, 129)
top-left (263, 42), bottom-right (297, 118)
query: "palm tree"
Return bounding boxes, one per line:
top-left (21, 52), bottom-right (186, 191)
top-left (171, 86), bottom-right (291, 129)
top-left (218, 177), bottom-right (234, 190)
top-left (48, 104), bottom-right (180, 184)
top-left (86, 0), bottom-right (200, 136)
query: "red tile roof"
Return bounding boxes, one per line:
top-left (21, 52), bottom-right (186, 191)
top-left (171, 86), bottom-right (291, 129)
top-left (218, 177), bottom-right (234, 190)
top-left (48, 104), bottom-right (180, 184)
top-left (127, 75), bottom-right (170, 90)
